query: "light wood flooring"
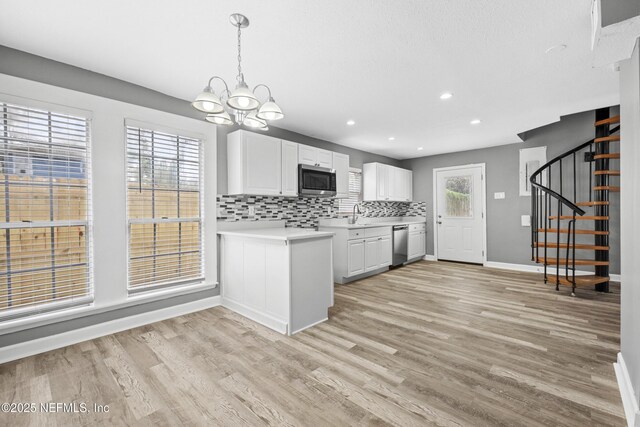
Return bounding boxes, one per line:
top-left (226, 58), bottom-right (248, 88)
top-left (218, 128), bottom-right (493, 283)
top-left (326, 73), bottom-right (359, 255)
top-left (0, 261), bottom-right (625, 426)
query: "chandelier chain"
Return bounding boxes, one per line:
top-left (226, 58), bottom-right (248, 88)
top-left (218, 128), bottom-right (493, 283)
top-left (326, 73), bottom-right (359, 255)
top-left (237, 24), bottom-right (242, 83)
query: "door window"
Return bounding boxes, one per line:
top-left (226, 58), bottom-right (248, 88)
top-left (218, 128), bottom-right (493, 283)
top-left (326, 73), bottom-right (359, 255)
top-left (445, 175), bottom-right (473, 218)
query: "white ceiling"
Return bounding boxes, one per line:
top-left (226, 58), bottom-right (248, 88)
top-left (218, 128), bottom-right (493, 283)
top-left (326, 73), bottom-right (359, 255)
top-left (0, 0), bottom-right (621, 159)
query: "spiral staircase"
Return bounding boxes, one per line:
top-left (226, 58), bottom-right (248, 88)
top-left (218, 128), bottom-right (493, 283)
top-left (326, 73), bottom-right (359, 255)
top-left (530, 108), bottom-right (620, 296)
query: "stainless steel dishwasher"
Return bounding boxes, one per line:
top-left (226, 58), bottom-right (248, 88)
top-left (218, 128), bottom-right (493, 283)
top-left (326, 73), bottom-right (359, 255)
top-left (392, 225), bottom-right (408, 267)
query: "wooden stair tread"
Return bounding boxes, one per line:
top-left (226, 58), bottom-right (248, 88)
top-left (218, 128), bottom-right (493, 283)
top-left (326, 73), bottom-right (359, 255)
top-left (536, 257), bottom-right (609, 266)
top-left (533, 242), bottom-right (609, 250)
top-left (594, 135), bottom-right (620, 143)
top-left (594, 115), bottom-right (620, 126)
top-left (547, 274), bottom-right (610, 287)
top-left (594, 153), bottom-right (620, 160)
top-left (548, 215), bottom-right (608, 220)
top-left (537, 228), bottom-right (609, 235)
top-left (594, 170), bottom-right (620, 175)
top-left (593, 186), bottom-right (620, 192)
top-left (575, 201), bottom-right (609, 206)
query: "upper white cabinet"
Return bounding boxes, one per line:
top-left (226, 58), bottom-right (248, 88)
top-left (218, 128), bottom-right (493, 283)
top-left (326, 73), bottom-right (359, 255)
top-left (299, 144), bottom-right (333, 168)
top-left (228, 130), bottom-right (282, 196)
top-left (281, 140), bottom-right (299, 196)
top-left (227, 130), bottom-right (349, 197)
top-left (333, 152), bottom-right (349, 199)
top-left (363, 162), bottom-right (413, 202)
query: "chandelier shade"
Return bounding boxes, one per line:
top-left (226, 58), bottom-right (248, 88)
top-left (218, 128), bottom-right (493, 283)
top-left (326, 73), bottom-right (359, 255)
top-left (192, 87), bottom-right (224, 113)
top-left (192, 13), bottom-right (283, 127)
top-left (227, 82), bottom-right (261, 111)
top-left (205, 110), bottom-right (233, 126)
top-left (257, 98), bottom-right (284, 121)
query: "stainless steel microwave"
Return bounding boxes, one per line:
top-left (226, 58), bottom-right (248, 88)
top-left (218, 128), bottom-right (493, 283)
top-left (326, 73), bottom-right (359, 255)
top-left (298, 164), bottom-right (337, 197)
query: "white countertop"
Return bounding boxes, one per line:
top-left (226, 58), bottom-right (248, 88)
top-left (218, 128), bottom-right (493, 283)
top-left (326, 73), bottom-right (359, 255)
top-left (217, 227), bottom-right (335, 241)
top-left (318, 217), bottom-right (427, 229)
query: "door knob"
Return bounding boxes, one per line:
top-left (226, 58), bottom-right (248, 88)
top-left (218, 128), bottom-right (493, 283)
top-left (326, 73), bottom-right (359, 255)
top-left (437, 221), bottom-right (442, 225)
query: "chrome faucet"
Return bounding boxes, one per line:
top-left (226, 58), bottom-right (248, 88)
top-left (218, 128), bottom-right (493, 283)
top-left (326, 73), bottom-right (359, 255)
top-left (351, 203), bottom-right (362, 224)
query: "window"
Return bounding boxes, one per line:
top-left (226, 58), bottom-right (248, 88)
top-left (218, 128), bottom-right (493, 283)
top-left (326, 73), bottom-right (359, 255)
top-left (339, 168), bottom-right (362, 214)
top-left (126, 122), bottom-right (203, 292)
top-left (0, 102), bottom-right (92, 318)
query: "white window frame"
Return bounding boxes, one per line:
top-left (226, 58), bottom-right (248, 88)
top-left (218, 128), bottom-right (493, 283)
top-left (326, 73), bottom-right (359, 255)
top-left (124, 119), bottom-right (205, 294)
top-left (0, 99), bottom-right (94, 321)
top-left (338, 167), bottom-right (363, 215)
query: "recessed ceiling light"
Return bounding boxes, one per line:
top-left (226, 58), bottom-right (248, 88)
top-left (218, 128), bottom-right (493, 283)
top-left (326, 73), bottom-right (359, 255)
top-left (440, 92), bottom-right (453, 100)
top-left (545, 44), bottom-right (567, 54)
top-left (346, 120), bottom-right (355, 126)
top-left (388, 137), bottom-right (395, 141)
top-left (417, 147), bottom-right (424, 151)
top-left (470, 119), bottom-right (481, 125)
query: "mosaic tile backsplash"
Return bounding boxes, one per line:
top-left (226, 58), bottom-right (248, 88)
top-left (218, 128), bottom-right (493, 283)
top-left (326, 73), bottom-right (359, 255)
top-left (217, 195), bottom-right (428, 228)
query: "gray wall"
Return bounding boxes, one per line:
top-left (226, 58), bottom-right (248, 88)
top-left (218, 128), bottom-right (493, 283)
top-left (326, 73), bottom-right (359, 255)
top-left (216, 126), bottom-right (401, 195)
top-left (620, 38), bottom-right (640, 410)
top-left (401, 110), bottom-right (621, 274)
top-left (601, 0), bottom-right (640, 27)
top-left (0, 46), bottom-right (220, 347)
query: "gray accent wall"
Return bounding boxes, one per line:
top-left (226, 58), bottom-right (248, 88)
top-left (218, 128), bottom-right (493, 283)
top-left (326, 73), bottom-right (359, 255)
top-left (401, 109), bottom-right (621, 274)
top-left (620, 38), bottom-right (640, 412)
top-left (601, 0), bottom-right (640, 27)
top-left (216, 126), bottom-right (401, 195)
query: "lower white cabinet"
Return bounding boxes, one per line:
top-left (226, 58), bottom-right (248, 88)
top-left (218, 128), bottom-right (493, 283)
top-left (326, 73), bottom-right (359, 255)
top-left (408, 230), bottom-right (426, 259)
top-left (347, 239), bottom-right (365, 276)
top-left (341, 227), bottom-right (393, 281)
top-left (364, 238), bottom-right (380, 272)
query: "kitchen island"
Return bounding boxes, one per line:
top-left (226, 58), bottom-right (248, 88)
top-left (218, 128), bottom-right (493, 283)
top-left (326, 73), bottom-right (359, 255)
top-left (218, 224), bottom-right (334, 335)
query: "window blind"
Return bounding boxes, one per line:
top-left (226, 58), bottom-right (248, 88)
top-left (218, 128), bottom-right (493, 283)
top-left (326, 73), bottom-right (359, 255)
top-left (126, 124), bottom-right (203, 292)
top-left (0, 102), bottom-right (92, 319)
top-left (338, 169), bottom-right (362, 214)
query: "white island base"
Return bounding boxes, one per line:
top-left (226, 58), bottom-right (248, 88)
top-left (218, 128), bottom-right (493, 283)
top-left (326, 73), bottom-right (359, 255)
top-left (218, 224), bottom-right (334, 335)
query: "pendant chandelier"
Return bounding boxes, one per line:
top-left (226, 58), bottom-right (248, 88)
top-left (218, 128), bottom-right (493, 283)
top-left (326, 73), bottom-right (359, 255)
top-left (191, 13), bottom-right (284, 130)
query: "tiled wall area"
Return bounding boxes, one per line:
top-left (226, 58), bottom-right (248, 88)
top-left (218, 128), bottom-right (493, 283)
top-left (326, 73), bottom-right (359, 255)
top-left (217, 195), bottom-right (428, 228)
top-left (360, 201), bottom-right (427, 218)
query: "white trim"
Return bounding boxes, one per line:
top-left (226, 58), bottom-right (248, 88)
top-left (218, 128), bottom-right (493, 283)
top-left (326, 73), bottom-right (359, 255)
top-left (432, 163), bottom-right (487, 264)
top-left (0, 281), bottom-right (217, 334)
top-left (0, 296), bottom-right (221, 364)
top-left (0, 92), bottom-right (94, 119)
top-left (614, 352), bottom-right (640, 427)
top-left (222, 298), bottom-right (288, 335)
top-left (124, 117), bottom-right (205, 141)
top-left (290, 317), bottom-right (328, 335)
top-left (483, 261), bottom-right (621, 281)
top-left (423, 255), bottom-right (437, 261)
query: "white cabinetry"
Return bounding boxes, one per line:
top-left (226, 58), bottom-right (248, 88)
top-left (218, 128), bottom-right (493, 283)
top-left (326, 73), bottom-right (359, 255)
top-left (299, 144), bottom-right (333, 168)
top-left (228, 130), bottom-right (282, 196)
top-left (347, 239), bottom-right (365, 276)
top-left (281, 140), bottom-right (298, 196)
top-left (408, 223), bottom-right (426, 259)
top-left (228, 130), bottom-right (349, 197)
top-left (363, 162), bottom-right (413, 202)
top-left (333, 152), bottom-right (349, 199)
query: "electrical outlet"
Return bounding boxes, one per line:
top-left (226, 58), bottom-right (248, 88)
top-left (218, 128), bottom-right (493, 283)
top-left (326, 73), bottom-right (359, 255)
top-left (217, 207), bottom-right (225, 217)
top-left (521, 215), bottom-right (531, 227)
top-left (327, 206), bottom-right (332, 216)
top-left (248, 206), bottom-right (255, 216)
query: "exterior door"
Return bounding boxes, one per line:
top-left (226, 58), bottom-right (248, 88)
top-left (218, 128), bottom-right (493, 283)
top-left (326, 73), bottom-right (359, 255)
top-left (435, 165), bottom-right (484, 263)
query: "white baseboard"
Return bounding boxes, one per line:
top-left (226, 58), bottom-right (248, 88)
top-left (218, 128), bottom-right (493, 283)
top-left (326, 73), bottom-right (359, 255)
top-left (0, 296), bottom-right (221, 365)
top-left (483, 261), bottom-right (621, 282)
top-left (222, 298), bottom-right (288, 335)
top-left (614, 352), bottom-right (640, 427)
top-left (423, 255), bottom-right (437, 261)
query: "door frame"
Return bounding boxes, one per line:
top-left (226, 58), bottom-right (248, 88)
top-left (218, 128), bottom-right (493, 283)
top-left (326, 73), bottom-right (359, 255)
top-left (432, 163), bottom-right (487, 264)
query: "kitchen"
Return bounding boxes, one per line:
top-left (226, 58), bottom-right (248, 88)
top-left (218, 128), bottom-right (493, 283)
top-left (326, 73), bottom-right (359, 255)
top-left (217, 129), bottom-right (427, 335)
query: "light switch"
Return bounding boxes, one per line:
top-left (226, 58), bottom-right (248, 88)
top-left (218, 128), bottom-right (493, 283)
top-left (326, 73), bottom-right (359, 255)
top-left (494, 192), bottom-right (506, 199)
top-left (248, 206), bottom-right (255, 216)
top-left (521, 215), bottom-right (531, 227)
